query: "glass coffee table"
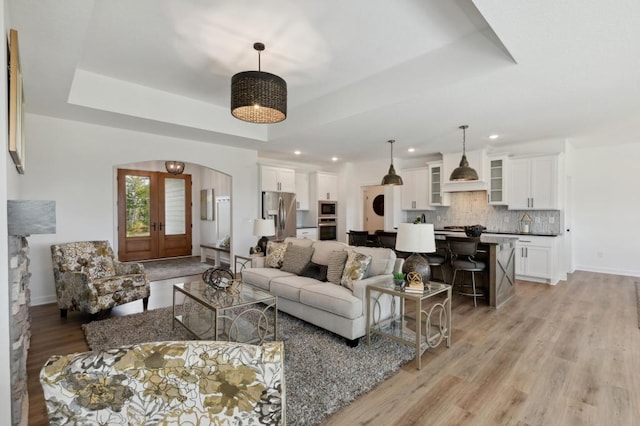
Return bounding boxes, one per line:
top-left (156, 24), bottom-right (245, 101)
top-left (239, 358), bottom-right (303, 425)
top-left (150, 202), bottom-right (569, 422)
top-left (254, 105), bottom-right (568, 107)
top-left (173, 281), bottom-right (277, 344)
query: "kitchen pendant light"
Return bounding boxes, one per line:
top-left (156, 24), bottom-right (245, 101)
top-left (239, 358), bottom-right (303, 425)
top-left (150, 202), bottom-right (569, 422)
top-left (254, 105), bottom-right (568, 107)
top-left (449, 125), bottom-right (479, 181)
top-left (381, 140), bottom-right (403, 186)
top-left (231, 42), bottom-right (287, 124)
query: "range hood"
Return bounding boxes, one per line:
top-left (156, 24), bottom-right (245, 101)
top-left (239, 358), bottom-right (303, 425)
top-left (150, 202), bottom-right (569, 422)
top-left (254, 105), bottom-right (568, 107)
top-left (441, 180), bottom-right (488, 192)
top-left (441, 149), bottom-right (488, 193)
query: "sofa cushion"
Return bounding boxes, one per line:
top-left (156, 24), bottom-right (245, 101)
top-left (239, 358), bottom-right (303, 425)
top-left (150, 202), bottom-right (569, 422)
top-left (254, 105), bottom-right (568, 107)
top-left (299, 283), bottom-right (362, 320)
top-left (299, 261), bottom-right (328, 281)
top-left (270, 276), bottom-right (320, 302)
top-left (281, 244), bottom-right (315, 274)
top-left (326, 250), bottom-right (349, 285)
top-left (341, 251), bottom-right (373, 291)
top-left (352, 246), bottom-right (396, 276)
top-left (265, 241), bottom-right (287, 268)
top-left (310, 240), bottom-right (348, 265)
top-left (241, 268), bottom-right (295, 291)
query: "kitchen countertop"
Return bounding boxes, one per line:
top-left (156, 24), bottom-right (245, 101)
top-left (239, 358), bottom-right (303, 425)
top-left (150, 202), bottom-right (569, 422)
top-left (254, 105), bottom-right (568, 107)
top-left (434, 233), bottom-right (518, 245)
top-left (435, 229), bottom-right (560, 237)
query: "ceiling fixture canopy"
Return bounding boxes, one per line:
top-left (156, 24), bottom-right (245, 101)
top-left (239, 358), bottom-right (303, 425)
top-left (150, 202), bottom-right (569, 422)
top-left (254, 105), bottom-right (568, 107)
top-left (165, 161), bottom-right (185, 175)
top-left (449, 125), bottom-right (479, 181)
top-left (381, 139), bottom-right (403, 186)
top-left (231, 42), bottom-right (287, 124)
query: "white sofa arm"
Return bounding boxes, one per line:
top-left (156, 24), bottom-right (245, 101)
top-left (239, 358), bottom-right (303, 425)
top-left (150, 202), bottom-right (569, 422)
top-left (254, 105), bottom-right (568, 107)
top-left (351, 274), bottom-right (392, 302)
top-left (393, 258), bottom-right (404, 274)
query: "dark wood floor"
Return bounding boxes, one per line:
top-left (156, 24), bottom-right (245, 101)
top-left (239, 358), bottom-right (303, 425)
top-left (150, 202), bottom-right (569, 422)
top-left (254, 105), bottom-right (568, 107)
top-left (28, 272), bottom-right (640, 425)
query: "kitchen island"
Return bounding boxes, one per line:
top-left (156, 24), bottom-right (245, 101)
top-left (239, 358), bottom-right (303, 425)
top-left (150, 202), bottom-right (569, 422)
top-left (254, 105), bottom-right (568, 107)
top-left (434, 232), bottom-right (517, 308)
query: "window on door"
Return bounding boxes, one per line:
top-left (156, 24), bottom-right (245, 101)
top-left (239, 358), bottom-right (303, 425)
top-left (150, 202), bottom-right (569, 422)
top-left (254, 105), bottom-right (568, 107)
top-left (117, 168), bottom-right (192, 261)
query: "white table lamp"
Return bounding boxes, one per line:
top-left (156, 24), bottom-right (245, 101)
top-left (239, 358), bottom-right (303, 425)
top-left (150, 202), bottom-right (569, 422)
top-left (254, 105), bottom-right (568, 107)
top-left (253, 218), bottom-right (276, 254)
top-left (395, 223), bottom-right (436, 283)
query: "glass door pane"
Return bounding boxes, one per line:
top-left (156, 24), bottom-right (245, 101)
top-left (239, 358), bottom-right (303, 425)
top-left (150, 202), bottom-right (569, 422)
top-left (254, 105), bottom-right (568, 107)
top-left (125, 175), bottom-right (151, 237)
top-left (164, 178), bottom-right (186, 235)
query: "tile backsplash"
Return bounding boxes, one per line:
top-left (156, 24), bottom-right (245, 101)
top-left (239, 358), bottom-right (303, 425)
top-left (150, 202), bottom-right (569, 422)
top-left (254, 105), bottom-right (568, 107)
top-left (405, 191), bottom-right (561, 234)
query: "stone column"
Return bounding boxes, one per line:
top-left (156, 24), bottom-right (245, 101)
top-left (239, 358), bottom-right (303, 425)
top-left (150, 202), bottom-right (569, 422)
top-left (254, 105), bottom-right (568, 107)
top-left (9, 236), bottom-right (30, 426)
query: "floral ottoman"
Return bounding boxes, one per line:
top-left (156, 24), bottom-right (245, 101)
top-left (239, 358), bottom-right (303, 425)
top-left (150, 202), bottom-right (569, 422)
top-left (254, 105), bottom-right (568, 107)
top-left (40, 340), bottom-right (284, 425)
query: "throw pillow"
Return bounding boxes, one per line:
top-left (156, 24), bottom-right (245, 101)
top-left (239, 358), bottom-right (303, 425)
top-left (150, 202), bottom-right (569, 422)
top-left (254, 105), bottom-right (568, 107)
top-left (326, 250), bottom-right (349, 285)
top-left (281, 244), bottom-right (315, 275)
top-left (341, 251), bottom-right (373, 291)
top-left (299, 261), bottom-right (328, 281)
top-left (265, 242), bottom-right (287, 268)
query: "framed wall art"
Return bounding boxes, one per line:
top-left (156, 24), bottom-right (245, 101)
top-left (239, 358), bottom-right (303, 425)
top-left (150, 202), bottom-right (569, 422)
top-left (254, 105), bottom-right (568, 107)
top-left (8, 28), bottom-right (25, 174)
top-left (200, 188), bottom-right (214, 221)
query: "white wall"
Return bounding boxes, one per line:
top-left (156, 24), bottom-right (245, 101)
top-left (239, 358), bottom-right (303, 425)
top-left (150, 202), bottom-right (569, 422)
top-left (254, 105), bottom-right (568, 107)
top-left (573, 141), bottom-right (640, 276)
top-left (21, 113), bottom-right (259, 305)
top-left (339, 159), bottom-right (402, 240)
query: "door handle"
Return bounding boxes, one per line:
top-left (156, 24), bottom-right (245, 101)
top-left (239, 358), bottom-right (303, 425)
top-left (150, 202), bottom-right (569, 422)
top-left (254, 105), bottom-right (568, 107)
top-left (151, 222), bottom-right (157, 231)
top-left (159, 222), bottom-right (164, 231)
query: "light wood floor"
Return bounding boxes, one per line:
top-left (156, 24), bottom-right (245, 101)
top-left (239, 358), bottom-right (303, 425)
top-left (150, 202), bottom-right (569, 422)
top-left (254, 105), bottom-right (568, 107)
top-left (28, 272), bottom-right (640, 425)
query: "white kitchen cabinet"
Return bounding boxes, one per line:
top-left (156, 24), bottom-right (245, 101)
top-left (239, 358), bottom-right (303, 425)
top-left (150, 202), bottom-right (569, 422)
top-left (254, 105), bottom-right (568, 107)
top-left (515, 235), bottom-right (556, 282)
top-left (427, 161), bottom-right (450, 206)
top-left (295, 173), bottom-right (310, 210)
top-left (312, 172), bottom-right (338, 201)
top-left (508, 155), bottom-right (558, 210)
top-left (487, 155), bottom-right (508, 205)
top-left (260, 165), bottom-right (295, 193)
top-left (296, 227), bottom-right (318, 240)
top-left (401, 168), bottom-right (430, 210)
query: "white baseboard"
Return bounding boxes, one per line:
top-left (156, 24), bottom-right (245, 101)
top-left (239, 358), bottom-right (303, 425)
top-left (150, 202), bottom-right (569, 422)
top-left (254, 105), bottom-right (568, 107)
top-left (575, 265), bottom-right (640, 278)
top-left (31, 294), bottom-right (57, 306)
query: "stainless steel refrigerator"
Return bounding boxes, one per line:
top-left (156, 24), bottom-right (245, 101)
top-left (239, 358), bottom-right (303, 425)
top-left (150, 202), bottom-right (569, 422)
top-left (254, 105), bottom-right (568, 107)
top-left (262, 191), bottom-right (297, 240)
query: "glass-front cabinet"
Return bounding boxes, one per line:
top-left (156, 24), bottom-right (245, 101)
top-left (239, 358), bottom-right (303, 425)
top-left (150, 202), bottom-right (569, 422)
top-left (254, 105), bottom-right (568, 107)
top-left (487, 155), bottom-right (508, 205)
top-left (427, 161), bottom-right (450, 207)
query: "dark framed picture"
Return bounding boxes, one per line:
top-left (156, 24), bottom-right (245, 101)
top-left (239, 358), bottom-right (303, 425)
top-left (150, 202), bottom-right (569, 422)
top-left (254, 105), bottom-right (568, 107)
top-left (8, 28), bottom-right (25, 174)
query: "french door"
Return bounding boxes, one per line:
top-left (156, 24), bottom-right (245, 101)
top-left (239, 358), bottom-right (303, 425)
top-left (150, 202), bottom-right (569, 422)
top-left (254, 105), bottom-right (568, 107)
top-left (117, 169), bottom-right (192, 261)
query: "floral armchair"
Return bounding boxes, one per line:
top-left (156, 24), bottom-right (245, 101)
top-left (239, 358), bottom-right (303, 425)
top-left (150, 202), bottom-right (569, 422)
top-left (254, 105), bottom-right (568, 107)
top-left (40, 340), bottom-right (285, 425)
top-left (50, 241), bottom-right (150, 317)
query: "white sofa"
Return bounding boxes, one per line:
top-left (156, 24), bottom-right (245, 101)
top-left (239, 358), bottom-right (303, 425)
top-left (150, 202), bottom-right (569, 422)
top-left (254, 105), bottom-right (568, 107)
top-left (242, 238), bottom-right (401, 345)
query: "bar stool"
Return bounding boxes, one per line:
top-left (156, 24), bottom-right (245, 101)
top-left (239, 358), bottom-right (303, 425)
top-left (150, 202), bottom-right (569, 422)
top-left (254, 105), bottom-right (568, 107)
top-left (446, 236), bottom-right (485, 307)
top-left (426, 252), bottom-right (447, 284)
top-left (348, 230), bottom-right (369, 246)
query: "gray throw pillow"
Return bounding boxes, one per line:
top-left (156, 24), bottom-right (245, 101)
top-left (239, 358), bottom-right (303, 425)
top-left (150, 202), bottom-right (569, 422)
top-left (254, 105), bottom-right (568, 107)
top-left (281, 243), bottom-right (315, 275)
top-left (326, 250), bottom-right (348, 285)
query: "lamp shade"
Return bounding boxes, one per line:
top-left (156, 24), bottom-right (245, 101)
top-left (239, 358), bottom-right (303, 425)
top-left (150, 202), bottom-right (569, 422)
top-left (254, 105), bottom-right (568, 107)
top-left (395, 223), bottom-right (436, 253)
top-left (231, 71), bottom-right (287, 123)
top-left (253, 218), bottom-right (275, 237)
top-left (231, 42), bottom-right (287, 124)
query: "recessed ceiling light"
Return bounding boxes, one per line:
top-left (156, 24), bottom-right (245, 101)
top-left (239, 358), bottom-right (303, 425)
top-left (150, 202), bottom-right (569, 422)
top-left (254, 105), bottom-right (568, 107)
top-left (408, 147), bottom-right (415, 153)
top-left (489, 134), bottom-right (499, 139)
top-left (294, 150), bottom-right (301, 155)
top-left (331, 157), bottom-right (338, 162)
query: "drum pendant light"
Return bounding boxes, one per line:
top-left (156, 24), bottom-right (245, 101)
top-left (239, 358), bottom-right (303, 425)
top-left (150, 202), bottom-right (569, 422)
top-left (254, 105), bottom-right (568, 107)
top-left (231, 42), bottom-right (287, 124)
top-left (449, 125), bottom-right (479, 181)
top-left (381, 140), bottom-right (403, 186)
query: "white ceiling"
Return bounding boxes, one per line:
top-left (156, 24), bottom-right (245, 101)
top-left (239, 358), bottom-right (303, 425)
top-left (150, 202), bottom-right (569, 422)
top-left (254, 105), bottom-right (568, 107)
top-left (9, 0), bottom-right (640, 165)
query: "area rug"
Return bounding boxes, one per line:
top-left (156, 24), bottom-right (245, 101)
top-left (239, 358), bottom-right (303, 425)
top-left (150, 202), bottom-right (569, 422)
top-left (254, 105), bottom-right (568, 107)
top-left (141, 256), bottom-right (214, 282)
top-left (83, 307), bottom-right (414, 425)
